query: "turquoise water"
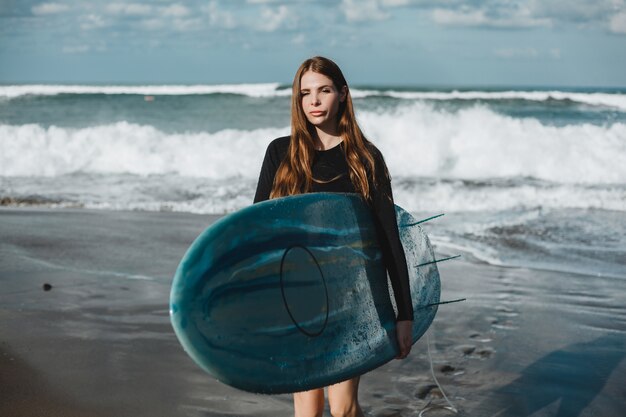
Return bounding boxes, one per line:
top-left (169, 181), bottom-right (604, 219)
top-left (1, 84), bottom-right (625, 131)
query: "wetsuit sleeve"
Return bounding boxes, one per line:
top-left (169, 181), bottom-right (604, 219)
top-left (369, 148), bottom-right (414, 322)
top-left (253, 141), bottom-right (280, 203)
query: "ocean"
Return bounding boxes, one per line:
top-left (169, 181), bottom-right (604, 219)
top-left (1, 83), bottom-right (625, 280)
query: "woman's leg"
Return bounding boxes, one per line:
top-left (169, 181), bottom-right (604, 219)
top-left (327, 376), bottom-right (364, 417)
top-left (293, 387), bottom-right (324, 417)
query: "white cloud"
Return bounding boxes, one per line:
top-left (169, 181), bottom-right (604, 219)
top-left (137, 4), bottom-right (201, 32)
top-left (381, 0), bottom-right (410, 6)
top-left (549, 48), bottom-right (561, 59)
top-left (139, 18), bottom-right (164, 30)
top-left (386, 0), bottom-right (626, 31)
top-left (138, 17), bottom-right (202, 32)
top-left (292, 33), bottom-right (305, 44)
top-left (432, 8), bottom-right (487, 26)
top-left (172, 17), bottom-right (203, 31)
top-left (341, 0), bottom-right (389, 22)
top-left (609, 11), bottom-right (626, 33)
top-left (160, 4), bottom-right (190, 18)
top-left (494, 47), bottom-right (539, 58)
top-left (432, 6), bottom-right (551, 28)
top-left (105, 4), bottom-right (153, 17)
top-left (526, 0), bottom-right (626, 33)
top-left (203, 1), bottom-right (237, 29)
top-left (528, 0), bottom-right (622, 23)
top-left (256, 5), bottom-right (295, 32)
top-left (62, 45), bottom-right (90, 54)
top-left (80, 14), bottom-right (108, 30)
top-left (31, 3), bottom-right (70, 16)
top-left (493, 47), bottom-right (562, 59)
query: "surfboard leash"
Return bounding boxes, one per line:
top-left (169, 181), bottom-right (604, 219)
top-left (419, 331), bottom-right (459, 416)
top-left (398, 212), bottom-right (460, 414)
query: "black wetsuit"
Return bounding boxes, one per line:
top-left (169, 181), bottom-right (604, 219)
top-left (253, 136), bottom-right (414, 322)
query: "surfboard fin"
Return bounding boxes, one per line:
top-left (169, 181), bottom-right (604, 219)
top-left (400, 213), bottom-right (444, 228)
top-left (417, 298), bottom-right (467, 310)
top-left (416, 254), bottom-right (461, 268)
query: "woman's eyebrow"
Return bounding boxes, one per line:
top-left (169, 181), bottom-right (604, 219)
top-left (300, 85), bottom-right (332, 91)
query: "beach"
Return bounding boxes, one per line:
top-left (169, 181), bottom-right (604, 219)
top-left (1, 207), bottom-right (624, 417)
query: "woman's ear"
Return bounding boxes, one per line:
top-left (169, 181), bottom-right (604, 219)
top-left (340, 85), bottom-right (348, 102)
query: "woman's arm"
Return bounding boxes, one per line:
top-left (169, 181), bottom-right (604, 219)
top-left (253, 145), bottom-right (276, 203)
top-left (368, 146), bottom-right (414, 359)
top-left (368, 146), bottom-right (414, 322)
top-left (253, 137), bottom-right (288, 203)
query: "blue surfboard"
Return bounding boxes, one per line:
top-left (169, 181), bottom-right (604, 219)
top-left (169, 192), bottom-right (440, 394)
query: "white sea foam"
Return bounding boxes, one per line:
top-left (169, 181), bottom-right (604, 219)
top-left (2, 84), bottom-right (625, 111)
top-left (350, 89), bottom-right (626, 111)
top-left (80, 183), bottom-right (623, 214)
top-left (2, 102), bottom-right (625, 185)
top-left (361, 102), bottom-right (626, 185)
top-left (3, 168), bottom-right (624, 212)
top-left (0, 83), bottom-right (289, 99)
top-left (392, 182), bottom-right (626, 213)
top-left (0, 122), bottom-right (288, 177)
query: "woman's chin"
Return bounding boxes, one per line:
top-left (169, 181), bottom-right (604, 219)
top-left (308, 119), bottom-right (335, 131)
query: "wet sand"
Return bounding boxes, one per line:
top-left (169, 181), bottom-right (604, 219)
top-left (1, 207), bottom-right (624, 416)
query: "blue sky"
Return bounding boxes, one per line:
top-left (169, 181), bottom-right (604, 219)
top-left (1, 0), bottom-right (625, 87)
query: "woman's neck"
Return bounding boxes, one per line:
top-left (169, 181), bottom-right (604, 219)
top-left (313, 128), bottom-right (342, 151)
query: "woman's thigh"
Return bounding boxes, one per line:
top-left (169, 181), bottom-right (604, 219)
top-left (293, 387), bottom-right (324, 417)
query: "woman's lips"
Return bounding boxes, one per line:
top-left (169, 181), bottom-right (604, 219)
top-left (310, 111), bottom-right (325, 116)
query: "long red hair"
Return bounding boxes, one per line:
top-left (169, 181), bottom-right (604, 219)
top-left (269, 56), bottom-right (384, 201)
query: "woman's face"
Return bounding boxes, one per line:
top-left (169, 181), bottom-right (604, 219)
top-left (300, 70), bottom-right (346, 130)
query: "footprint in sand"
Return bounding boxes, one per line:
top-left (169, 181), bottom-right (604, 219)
top-left (440, 364), bottom-right (465, 376)
top-left (454, 342), bottom-right (496, 359)
top-left (496, 305), bottom-right (519, 317)
top-left (475, 346), bottom-right (495, 358)
top-left (455, 344), bottom-right (477, 355)
top-left (415, 384), bottom-right (443, 400)
top-left (469, 332), bottom-right (493, 343)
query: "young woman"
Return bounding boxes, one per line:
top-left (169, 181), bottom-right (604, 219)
top-left (253, 56), bottom-right (414, 417)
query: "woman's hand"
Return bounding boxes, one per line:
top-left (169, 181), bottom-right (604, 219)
top-left (395, 320), bottom-right (413, 359)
